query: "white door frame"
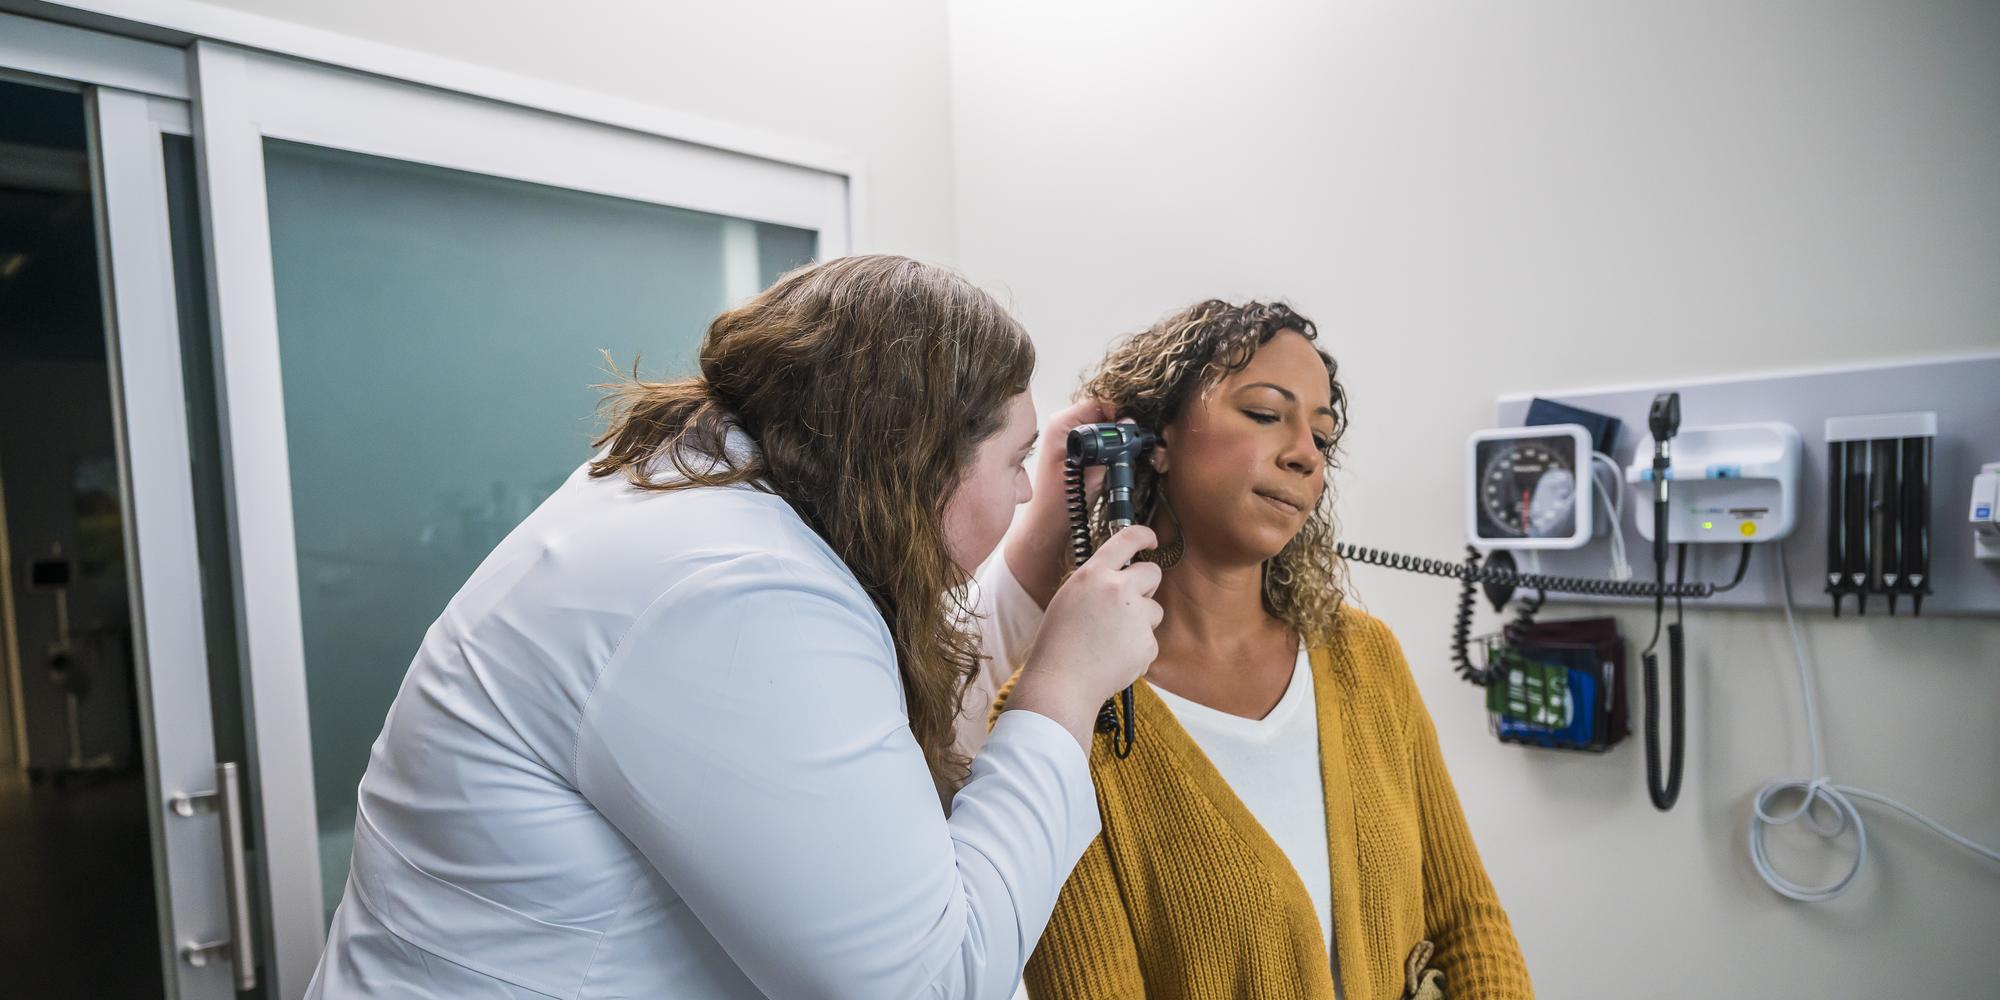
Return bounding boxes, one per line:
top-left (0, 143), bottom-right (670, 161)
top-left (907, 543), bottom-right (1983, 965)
top-left (93, 83), bottom-right (255, 1000)
top-left (188, 39), bottom-right (853, 998)
top-left (2, 10), bottom-right (247, 998)
top-left (0, 7), bottom-right (187, 99)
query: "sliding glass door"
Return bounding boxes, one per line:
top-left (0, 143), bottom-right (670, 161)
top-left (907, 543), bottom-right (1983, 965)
top-left (260, 138), bottom-right (820, 929)
top-left (190, 41), bottom-right (849, 996)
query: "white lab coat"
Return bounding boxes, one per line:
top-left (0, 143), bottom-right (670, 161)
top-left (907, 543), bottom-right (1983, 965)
top-left (305, 439), bottom-right (1098, 999)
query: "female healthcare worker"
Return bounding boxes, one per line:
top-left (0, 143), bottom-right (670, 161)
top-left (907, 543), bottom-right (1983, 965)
top-left (304, 255), bottom-right (1163, 999)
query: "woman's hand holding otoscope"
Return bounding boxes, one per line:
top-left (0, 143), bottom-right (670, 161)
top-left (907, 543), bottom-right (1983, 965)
top-left (1009, 526), bottom-right (1163, 750)
top-left (1001, 400), bottom-right (1166, 751)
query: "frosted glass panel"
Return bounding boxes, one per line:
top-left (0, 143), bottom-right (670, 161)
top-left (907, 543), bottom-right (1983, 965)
top-left (261, 140), bottom-right (814, 919)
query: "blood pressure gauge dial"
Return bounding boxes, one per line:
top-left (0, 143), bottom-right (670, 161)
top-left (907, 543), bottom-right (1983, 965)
top-left (1466, 425), bottom-right (1594, 550)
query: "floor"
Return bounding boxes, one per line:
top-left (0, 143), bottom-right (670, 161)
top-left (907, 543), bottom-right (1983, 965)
top-left (0, 767), bottom-right (163, 999)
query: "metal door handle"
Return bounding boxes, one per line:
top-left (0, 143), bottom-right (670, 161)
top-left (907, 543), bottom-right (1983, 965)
top-left (169, 762), bottom-right (258, 991)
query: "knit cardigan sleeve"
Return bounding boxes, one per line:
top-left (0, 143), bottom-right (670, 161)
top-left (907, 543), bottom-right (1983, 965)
top-left (1022, 833), bottom-right (1146, 999)
top-left (1391, 629), bottom-right (1535, 999)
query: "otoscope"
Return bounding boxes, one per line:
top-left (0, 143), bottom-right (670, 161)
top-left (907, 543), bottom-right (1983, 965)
top-left (1065, 422), bottom-right (1159, 758)
top-left (1643, 391), bottom-right (1685, 811)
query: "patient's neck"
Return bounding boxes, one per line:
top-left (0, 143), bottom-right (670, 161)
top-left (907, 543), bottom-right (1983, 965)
top-left (1149, 554), bottom-right (1298, 720)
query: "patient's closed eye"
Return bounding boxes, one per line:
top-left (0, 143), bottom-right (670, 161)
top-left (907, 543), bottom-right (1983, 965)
top-left (1245, 409), bottom-right (1332, 451)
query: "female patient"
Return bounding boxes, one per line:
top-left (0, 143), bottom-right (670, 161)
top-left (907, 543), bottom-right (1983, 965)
top-left (969, 301), bottom-right (1533, 999)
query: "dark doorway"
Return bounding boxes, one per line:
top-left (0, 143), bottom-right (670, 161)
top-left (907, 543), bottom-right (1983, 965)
top-left (0, 76), bottom-right (164, 1000)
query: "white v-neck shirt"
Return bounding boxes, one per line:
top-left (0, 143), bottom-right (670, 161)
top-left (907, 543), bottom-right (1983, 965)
top-left (1151, 650), bottom-right (1334, 954)
top-left (963, 561), bottom-right (1335, 957)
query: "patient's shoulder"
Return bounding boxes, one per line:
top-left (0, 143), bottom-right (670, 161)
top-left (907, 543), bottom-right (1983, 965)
top-left (1314, 605), bottom-right (1425, 710)
top-left (1318, 605), bottom-right (1406, 664)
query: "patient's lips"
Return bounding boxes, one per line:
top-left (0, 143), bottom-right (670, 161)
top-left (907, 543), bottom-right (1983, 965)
top-left (1253, 488), bottom-right (1310, 516)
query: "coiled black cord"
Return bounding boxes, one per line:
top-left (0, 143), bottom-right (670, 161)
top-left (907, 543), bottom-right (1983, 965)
top-left (1451, 547), bottom-right (1487, 684)
top-left (1643, 544), bottom-right (1690, 811)
top-left (1642, 622), bottom-right (1687, 810)
top-left (1336, 543), bottom-right (1716, 600)
top-left (1445, 549), bottom-right (1548, 687)
top-left (1066, 456), bottom-right (1136, 758)
top-left (1503, 590), bottom-right (1547, 650)
top-left (1648, 544), bottom-right (1744, 808)
top-left (1064, 458), bottom-right (1093, 569)
top-left (1096, 688), bottom-right (1136, 759)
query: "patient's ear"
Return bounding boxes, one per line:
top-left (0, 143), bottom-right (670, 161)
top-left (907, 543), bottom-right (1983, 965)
top-left (1150, 428), bottom-right (1172, 474)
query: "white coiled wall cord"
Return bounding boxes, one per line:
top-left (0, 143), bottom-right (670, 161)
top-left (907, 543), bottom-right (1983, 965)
top-left (1747, 543), bottom-right (1999, 901)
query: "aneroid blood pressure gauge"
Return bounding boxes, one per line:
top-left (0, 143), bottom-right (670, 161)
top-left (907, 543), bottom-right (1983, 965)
top-left (1467, 424), bottom-right (1594, 549)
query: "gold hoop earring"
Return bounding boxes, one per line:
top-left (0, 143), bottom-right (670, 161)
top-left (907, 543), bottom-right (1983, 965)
top-left (1142, 481), bottom-right (1186, 569)
top-left (1262, 555), bottom-right (1296, 612)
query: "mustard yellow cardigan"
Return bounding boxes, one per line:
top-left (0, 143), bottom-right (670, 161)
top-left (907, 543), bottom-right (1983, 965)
top-left (1000, 611), bottom-right (1533, 1000)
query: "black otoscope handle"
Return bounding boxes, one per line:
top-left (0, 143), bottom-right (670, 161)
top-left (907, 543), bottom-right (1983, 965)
top-left (1064, 423), bottom-right (1158, 760)
top-left (1101, 456), bottom-right (1140, 757)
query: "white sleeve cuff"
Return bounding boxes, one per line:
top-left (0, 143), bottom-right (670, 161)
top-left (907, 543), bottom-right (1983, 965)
top-left (963, 708), bottom-right (1099, 859)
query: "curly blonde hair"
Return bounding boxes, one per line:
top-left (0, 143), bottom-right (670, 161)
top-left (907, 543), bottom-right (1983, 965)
top-left (1078, 299), bottom-right (1351, 646)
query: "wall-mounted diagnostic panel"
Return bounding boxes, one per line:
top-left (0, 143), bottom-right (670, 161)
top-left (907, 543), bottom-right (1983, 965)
top-left (1494, 352), bottom-right (2000, 616)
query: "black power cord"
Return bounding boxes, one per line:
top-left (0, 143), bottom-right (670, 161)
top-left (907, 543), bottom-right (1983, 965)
top-left (1714, 542), bottom-right (1755, 593)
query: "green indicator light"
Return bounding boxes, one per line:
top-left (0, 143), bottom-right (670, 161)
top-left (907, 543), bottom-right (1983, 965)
top-left (1702, 520), bottom-right (1714, 530)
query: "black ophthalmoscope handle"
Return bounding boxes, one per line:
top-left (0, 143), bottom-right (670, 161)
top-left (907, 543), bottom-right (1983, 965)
top-left (1648, 392), bottom-right (1681, 570)
top-left (1642, 392), bottom-right (1684, 811)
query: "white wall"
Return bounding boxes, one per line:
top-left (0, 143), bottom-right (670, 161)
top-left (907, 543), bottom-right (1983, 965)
top-left (950, 1), bottom-right (1999, 996)
top-left (196, 0), bottom-right (961, 260)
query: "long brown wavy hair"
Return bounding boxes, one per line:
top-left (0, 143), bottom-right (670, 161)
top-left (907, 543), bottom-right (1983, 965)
top-left (590, 255), bottom-right (1034, 789)
top-left (1079, 299), bottom-right (1351, 645)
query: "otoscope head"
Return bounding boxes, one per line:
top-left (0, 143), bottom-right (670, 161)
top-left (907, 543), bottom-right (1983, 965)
top-left (1648, 392), bottom-right (1681, 447)
top-left (1066, 422), bottom-right (1157, 466)
top-left (1067, 422), bottom-right (1159, 531)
